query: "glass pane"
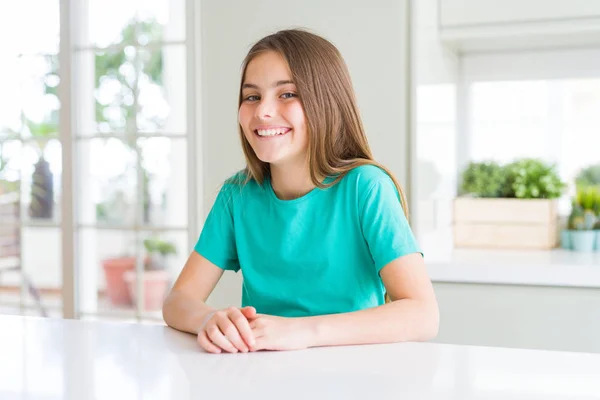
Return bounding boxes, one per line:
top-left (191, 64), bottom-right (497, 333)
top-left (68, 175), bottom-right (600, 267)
top-left (470, 81), bottom-right (549, 122)
top-left (78, 228), bottom-right (137, 318)
top-left (137, 0), bottom-right (185, 44)
top-left (93, 48), bottom-right (137, 134)
top-left (19, 55), bottom-right (60, 139)
top-left (21, 226), bottom-right (62, 313)
top-left (78, 138), bottom-right (138, 226)
top-left (415, 84), bottom-right (457, 254)
top-left (562, 79), bottom-right (600, 185)
top-left (139, 230), bottom-right (187, 317)
top-left (0, 140), bottom-right (22, 195)
top-left (0, 1), bottom-right (59, 56)
top-left (137, 46), bottom-right (186, 133)
top-left (88, 0), bottom-right (137, 48)
top-left (0, 58), bottom-right (23, 136)
top-left (138, 137), bottom-right (187, 227)
top-left (21, 140), bottom-right (61, 224)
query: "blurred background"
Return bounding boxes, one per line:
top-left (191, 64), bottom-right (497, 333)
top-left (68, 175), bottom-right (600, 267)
top-left (0, 0), bottom-right (599, 354)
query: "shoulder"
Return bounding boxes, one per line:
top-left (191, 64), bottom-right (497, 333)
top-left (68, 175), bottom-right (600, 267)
top-left (216, 169), bottom-right (266, 205)
top-left (341, 164), bottom-right (396, 192)
top-left (222, 169), bottom-right (251, 187)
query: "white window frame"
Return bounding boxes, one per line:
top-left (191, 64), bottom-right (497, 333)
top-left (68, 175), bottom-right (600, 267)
top-left (59, 0), bottom-right (200, 319)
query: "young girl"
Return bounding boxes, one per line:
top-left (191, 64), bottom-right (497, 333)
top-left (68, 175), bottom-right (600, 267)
top-left (163, 29), bottom-right (439, 354)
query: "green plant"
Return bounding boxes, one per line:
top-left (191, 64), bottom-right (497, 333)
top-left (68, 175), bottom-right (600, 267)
top-left (459, 161), bottom-right (507, 198)
top-left (502, 158), bottom-right (566, 199)
top-left (574, 185), bottom-right (600, 216)
top-left (575, 164), bottom-right (600, 187)
top-left (143, 237), bottom-right (177, 271)
top-left (144, 238), bottom-right (177, 256)
top-left (568, 204), bottom-right (597, 230)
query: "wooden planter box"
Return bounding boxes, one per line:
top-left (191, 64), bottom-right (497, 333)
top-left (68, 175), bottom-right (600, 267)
top-left (453, 197), bottom-right (559, 249)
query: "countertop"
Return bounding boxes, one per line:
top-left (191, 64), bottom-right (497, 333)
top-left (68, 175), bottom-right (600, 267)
top-left (425, 248), bottom-right (600, 288)
top-left (1, 315), bottom-right (599, 399)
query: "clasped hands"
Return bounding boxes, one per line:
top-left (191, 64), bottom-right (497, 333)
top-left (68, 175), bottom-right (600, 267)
top-left (197, 306), bottom-right (312, 353)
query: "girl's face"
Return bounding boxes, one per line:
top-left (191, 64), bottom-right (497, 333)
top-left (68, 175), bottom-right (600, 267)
top-left (238, 51), bottom-right (308, 167)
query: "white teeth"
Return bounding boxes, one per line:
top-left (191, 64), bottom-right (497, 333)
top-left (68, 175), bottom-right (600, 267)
top-left (256, 128), bottom-right (289, 136)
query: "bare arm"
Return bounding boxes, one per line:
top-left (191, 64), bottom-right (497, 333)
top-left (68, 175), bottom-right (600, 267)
top-left (304, 253), bottom-right (439, 347)
top-left (250, 253), bottom-right (439, 351)
top-left (162, 251), bottom-right (224, 335)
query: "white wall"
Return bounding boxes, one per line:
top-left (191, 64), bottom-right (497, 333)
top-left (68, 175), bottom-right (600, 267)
top-left (198, 0), bottom-right (412, 308)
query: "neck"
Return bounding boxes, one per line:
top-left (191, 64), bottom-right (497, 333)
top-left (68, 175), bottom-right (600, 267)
top-left (270, 158), bottom-right (319, 200)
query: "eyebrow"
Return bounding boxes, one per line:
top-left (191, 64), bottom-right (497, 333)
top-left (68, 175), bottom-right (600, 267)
top-left (242, 80), bottom-right (295, 90)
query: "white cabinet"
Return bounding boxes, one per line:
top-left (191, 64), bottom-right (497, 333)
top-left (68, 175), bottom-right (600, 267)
top-left (433, 282), bottom-right (600, 354)
top-left (439, 0), bottom-right (600, 52)
top-left (441, 0), bottom-right (600, 27)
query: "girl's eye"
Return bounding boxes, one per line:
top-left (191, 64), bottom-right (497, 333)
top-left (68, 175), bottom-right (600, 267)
top-left (281, 92), bottom-right (297, 99)
top-left (244, 95), bottom-right (260, 102)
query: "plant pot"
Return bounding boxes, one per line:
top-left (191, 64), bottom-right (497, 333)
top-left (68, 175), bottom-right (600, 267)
top-left (453, 197), bottom-right (559, 249)
top-left (123, 270), bottom-right (170, 311)
top-left (101, 257), bottom-right (136, 306)
top-left (595, 231), bottom-right (600, 252)
top-left (570, 231), bottom-right (597, 252)
top-left (560, 230), bottom-right (572, 250)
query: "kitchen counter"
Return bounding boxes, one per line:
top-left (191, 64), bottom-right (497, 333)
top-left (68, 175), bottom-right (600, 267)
top-left (426, 248), bottom-right (600, 288)
top-left (1, 315), bottom-right (599, 399)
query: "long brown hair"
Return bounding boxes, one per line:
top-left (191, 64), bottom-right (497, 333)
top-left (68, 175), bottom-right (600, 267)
top-left (237, 28), bottom-right (409, 220)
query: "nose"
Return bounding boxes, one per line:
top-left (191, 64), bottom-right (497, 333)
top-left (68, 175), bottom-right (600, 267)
top-left (254, 97), bottom-right (276, 120)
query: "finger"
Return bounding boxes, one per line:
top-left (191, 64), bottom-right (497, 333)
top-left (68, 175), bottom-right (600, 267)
top-left (219, 317), bottom-right (249, 353)
top-left (229, 309), bottom-right (255, 349)
top-left (197, 330), bottom-right (222, 354)
top-left (207, 325), bottom-right (238, 353)
top-left (240, 306), bottom-right (257, 319)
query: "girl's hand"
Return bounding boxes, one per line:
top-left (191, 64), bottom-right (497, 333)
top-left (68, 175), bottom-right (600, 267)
top-left (250, 314), bottom-right (313, 351)
top-left (197, 306), bottom-right (257, 354)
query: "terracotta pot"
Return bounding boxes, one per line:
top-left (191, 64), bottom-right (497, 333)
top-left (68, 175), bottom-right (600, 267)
top-left (101, 257), bottom-right (136, 306)
top-left (123, 270), bottom-right (170, 311)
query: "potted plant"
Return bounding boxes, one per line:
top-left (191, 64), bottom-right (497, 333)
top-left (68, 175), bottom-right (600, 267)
top-left (563, 186), bottom-right (600, 252)
top-left (123, 237), bottom-right (176, 311)
top-left (458, 160), bottom-right (506, 198)
top-left (101, 252), bottom-right (138, 306)
top-left (454, 158), bottom-right (566, 249)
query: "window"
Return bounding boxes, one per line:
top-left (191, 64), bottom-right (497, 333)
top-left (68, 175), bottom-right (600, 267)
top-left (0, 0), bottom-right (197, 321)
top-left (414, 48), bottom-right (600, 255)
top-left (464, 50), bottom-right (600, 215)
top-left (0, 1), bottom-right (62, 317)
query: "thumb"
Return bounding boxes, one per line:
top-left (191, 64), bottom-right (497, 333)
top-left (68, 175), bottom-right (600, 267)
top-left (240, 306), bottom-right (257, 319)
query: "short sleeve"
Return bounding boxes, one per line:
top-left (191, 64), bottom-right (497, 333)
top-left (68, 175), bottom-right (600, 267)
top-left (194, 184), bottom-right (240, 272)
top-left (359, 174), bottom-right (422, 273)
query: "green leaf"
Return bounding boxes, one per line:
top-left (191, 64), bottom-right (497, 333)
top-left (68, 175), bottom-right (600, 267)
top-left (459, 161), bottom-right (507, 198)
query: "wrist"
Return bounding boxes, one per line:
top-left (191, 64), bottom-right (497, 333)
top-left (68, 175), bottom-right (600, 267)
top-left (298, 316), bottom-right (322, 348)
top-left (195, 308), bottom-right (217, 334)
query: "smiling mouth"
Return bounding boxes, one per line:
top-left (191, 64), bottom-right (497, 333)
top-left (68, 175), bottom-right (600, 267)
top-left (254, 127), bottom-right (291, 137)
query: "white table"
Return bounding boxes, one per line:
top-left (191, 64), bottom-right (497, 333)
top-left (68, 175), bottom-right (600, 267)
top-left (1, 315), bottom-right (599, 399)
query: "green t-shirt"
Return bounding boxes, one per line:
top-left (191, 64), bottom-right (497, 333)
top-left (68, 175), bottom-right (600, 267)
top-left (194, 165), bottom-right (422, 317)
